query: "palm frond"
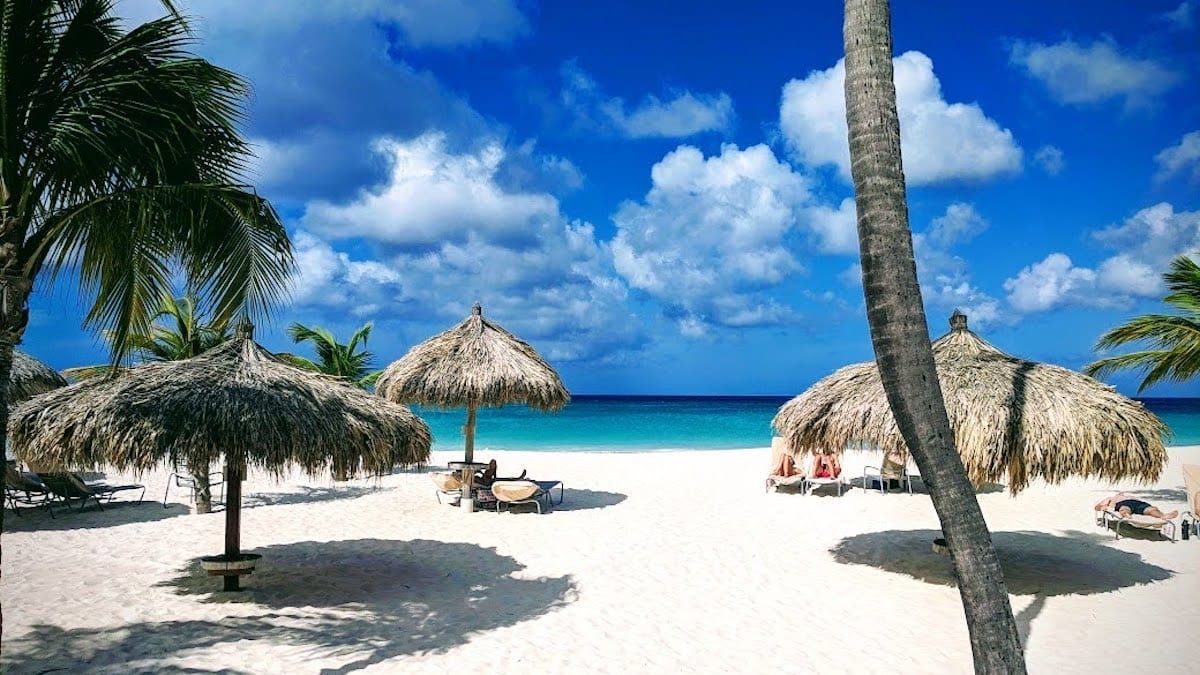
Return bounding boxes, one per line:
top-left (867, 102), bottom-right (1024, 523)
top-left (274, 353), bottom-right (322, 373)
top-left (3, 1), bottom-right (292, 367)
top-left (1085, 254), bottom-right (1200, 392)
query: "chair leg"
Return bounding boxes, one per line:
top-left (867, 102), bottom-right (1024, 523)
top-left (163, 481), bottom-right (172, 508)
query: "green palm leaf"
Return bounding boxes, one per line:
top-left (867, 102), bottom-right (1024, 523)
top-left (1085, 255), bottom-right (1200, 392)
top-left (287, 321), bottom-right (379, 387)
top-left (3, 0), bottom-right (293, 365)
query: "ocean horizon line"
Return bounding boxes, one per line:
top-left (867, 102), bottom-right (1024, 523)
top-left (561, 393), bottom-right (1200, 401)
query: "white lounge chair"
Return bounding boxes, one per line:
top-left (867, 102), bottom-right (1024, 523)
top-left (1183, 464), bottom-right (1199, 537)
top-left (804, 474), bottom-right (845, 496)
top-left (431, 472), bottom-right (463, 505)
top-left (163, 464), bottom-right (224, 510)
top-left (863, 456), bottom-right (915, 495)
top-left (1100, 508), bottom-right (1177, 541)
top-left (490, 479), bottom-right (559, 514)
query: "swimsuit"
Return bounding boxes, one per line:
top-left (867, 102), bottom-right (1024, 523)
top-left (1115, 499), bottom-right (1152, 515)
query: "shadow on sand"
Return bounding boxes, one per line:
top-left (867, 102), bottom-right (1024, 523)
top-left (830, 528), bottom-right (1174, 645)
top-left (4, 538), bottom-right (576, 675)
top-left (546, 488), bottom-right (626, 512)
top-left (3, 499), bottom-right (187, 532)
top-left (1120, 487), bottom-right (1189, 504)
top-left (241, 485), bottom-right (378, 509)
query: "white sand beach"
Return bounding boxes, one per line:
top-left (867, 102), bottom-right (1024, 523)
top-left (4, 446), bottom-right (1198, 674)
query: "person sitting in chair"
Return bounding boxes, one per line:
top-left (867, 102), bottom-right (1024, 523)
top-left (1094, 492), bottom-right (1178, 520)
top-left (474, 459), bottom-right (527, 487)
top-left (810, 451), bottom-right (841, 480)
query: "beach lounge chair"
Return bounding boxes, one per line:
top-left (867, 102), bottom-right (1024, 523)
top-left (431, 472), bottom-right (464, 504)
top-left (4, 465), bottom-right (55, 517)
top-left (163, 465), bottom-right (225, 509)
top-left (804, 473), bottom-right (845, 496)
top-left (490, 479), bottom-right (562, 514)
top-left (1099, 506), bottom-right (1177, 541)
top-left (863, 455), bottom-right (915, 495)
top-left (765, 437), bottom-right (807, 493)
top-left (1183, 464), bottom-right (1199, 536)
top-left (37, 473), bottom-right (145, 511)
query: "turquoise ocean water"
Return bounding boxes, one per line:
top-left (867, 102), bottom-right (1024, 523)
top-left (415, 396), bottom-right (1200, 452)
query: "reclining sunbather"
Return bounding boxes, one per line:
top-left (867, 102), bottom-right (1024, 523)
top-left (1094, 492), bottom-right (1178, 520)
top-left (474, 459), bottom-right (526, 487)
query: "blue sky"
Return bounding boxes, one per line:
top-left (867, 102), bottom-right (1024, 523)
top-left (25, 0), bottom-right (1200, 396)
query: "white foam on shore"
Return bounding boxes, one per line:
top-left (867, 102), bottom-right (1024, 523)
top-left (4, 446), bottom-right (1198, 673)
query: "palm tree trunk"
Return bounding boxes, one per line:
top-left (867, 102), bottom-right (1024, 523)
top-left (188, 459), bottom-right (213, 514)
top-left (0, 252), bottom-right (33, 648)
top-left (842, 1), bottom-right (1026, 672)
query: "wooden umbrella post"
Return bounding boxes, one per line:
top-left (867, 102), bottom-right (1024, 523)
top-left (223, 462), bottom-right (243, 591)
top-left (461, 402), bottom-right (478, 511)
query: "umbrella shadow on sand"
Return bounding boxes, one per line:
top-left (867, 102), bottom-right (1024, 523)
top-left (241, 485), bottom-right (378, 509)
top-left (830, 529), bottom-right (1174, 645)
top-left (5, 538), bottom-right (576, 675)
top-left (3, 500), bottom-right (188, 533)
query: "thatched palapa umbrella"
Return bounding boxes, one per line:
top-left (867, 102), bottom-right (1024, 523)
top-left (773, 311), bottom-right (1167, 493)
top-left (376, 303), bottom-right (568, 504)
top-left (11, 321), bottom-right (431, 590)
top-left (10, 349), bottom-right (67, 403)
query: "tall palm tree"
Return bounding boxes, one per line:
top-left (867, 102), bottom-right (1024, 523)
top-left (0, 0), bottom-right (294, 599)
top-left (1085, 255), bottom-right (1200, 390)
top-left (278, 322), bottom-right (382, 388)
top-left (841, 1), bottom-right (1025, 672)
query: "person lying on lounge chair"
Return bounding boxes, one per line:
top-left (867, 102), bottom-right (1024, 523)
top-left (1094, 492), bottom-right (1178, 520)
top-left (474, 460), bottom-right (526, 487)
top-left (810, 451), bottom-right (841, 480)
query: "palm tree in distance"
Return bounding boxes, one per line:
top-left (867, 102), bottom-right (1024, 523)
top-left (841, 0), bottom-right (1025, 671)
top-left (278, 322), bottom-right (383, 389)
top-left (1085, 255), bottom-right (1200, 390)
top-left (64, 293), bottom-right (230, 381)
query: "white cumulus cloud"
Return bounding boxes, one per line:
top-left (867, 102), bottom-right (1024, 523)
top-left (302, 133), bottom-right (560, 247)
top-left (1004, 203), bottom-right (1200, 313)
top-left (1155, 131), bottom-right (1200, 183)
top-left (1008, 38), bottom-right (1179, 109)
top-left (561, 62), bottom-right (735, 139)
top-left (779, 51), bottom-right (1022, 186)
top-left (1004, 253), bottom-right (1101, 313)
top-left (293, 134), bottom-right (644, 363)
top-left (611, 143), bottom-right (810, 333)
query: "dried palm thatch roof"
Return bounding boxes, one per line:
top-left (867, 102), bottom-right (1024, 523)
top-left (376, 303), bottom-right (569, 411)
top-left (10, 327), bottom-right (431, 478)
top-left (10, 349), bottom-right (68, 403)
top-left (772, 311), bottom-right (1167, 493)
